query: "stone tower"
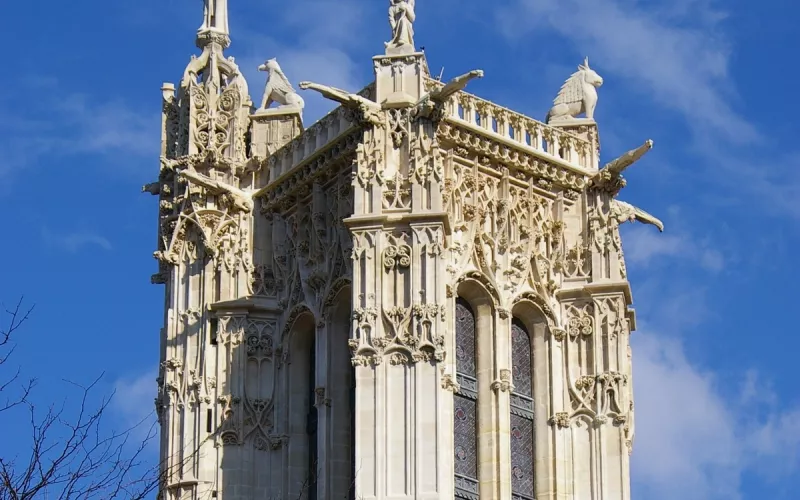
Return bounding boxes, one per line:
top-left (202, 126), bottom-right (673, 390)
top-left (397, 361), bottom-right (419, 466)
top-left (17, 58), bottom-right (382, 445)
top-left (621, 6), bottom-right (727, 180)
top-left (146, 2), bottom-right (663, 499)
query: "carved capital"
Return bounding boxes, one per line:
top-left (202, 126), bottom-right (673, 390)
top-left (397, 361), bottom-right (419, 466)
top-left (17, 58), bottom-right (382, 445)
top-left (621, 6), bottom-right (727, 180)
top-left (441, 373), bottom-right (461, 392)
top-left (549, 412), bottom-right (571, 429)
top-left (491, 369), bottom-right (514, 393)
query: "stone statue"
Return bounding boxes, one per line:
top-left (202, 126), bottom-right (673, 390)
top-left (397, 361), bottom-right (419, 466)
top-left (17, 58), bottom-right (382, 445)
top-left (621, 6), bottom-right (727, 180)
top-left (257, 58), bottom-right (305, 112)
top-left (200, 0), bottom-right (229, 34)
top-left (179, 169), bottom-right (254, 212)
top-left (546, 57), bottom-right (604, 124)
top-left (385, 0), bottom-right (416, 55)
top-left (298, 81), bottom-right (384, 126)
top-left (610, 199), bottom-right (664, 232)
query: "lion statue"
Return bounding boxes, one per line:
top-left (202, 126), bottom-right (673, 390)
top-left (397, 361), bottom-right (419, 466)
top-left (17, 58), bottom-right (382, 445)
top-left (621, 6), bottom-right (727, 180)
top-left (546, 57), bottom-right (604, 124)
top-left (257, 58), bottom-right (305, 111)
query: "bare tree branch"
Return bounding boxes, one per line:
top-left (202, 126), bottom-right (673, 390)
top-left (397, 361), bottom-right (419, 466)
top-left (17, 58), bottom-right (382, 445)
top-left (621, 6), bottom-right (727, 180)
top-left (0, 296), bottom-right (200, 500)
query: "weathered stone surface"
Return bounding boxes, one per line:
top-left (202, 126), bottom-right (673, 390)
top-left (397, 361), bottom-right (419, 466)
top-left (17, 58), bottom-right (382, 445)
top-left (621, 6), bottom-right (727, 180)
top-left (146, 3), bottom-right (662, 499)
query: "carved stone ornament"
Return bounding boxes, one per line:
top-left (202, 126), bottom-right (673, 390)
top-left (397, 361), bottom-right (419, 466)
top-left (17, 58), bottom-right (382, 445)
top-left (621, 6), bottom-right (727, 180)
top-left (549, 412), bottom-right (571, 429)
top-left (491, 369), bottom-right (514, 393)
top-left (257, 58), bottom-right (305, 112)
top-left (385, 0), bottom-right (416, 55)
top-left (546, 57), bottom-right (604, 124)
top-left (147, 0), bottom-right (656, 491)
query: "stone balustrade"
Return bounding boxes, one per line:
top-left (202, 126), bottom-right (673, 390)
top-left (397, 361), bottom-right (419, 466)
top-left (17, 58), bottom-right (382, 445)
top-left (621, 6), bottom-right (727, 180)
top-left (263, 84), bottom-right (376, 188)
top-left (264, 107), bottom-right (354, 186)
top-left (438, 84), bottom-right (598, 171)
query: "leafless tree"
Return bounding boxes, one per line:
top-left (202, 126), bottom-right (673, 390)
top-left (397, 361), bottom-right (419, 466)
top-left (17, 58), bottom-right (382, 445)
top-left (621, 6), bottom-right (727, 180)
top-left (0, 297), bottom-right (168, 499)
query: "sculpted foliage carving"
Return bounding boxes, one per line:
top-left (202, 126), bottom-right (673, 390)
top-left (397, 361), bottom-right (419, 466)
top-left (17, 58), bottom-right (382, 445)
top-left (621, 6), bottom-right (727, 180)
top-left (446, 160), bottom-right (562, 319)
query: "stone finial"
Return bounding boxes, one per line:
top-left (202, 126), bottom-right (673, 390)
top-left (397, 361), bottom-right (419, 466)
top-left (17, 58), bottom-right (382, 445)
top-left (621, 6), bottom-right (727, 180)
top-left (257, 58), bottom-right (305, 113)
top-left (546, 57), bottom-right (604, 124)
top-left (385, 0), bottom-right (417, 55)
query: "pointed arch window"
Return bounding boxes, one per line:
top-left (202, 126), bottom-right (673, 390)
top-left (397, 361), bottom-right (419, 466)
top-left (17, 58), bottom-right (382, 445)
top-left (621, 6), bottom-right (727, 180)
top-left (454, 298), bottom-right (479, 499)
top-left (510, 319), bottom-right (534, 499)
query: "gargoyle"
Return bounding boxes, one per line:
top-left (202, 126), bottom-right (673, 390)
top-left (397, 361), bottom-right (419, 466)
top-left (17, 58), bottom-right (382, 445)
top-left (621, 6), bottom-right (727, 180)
top-left (430, 69), bottom-right (484, 102)
top-left (414, 69), bottom-right (484, 120)
top-left (593, 139), bottom-right (654, 193)
top-left (178, 169), bottom-right (254, 212)
top-left (603, 140), bottom-right (653, 177)
top-left (298, 81), bottom-right (384, 127)
top-left (142, 182), bottom-right (160, 195)
top-left (610, 199), bottom-right (664, 232)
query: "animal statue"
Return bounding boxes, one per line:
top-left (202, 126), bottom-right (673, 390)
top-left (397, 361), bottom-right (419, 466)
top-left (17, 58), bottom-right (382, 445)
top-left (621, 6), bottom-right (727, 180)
top-left (610, 200), bottom-right (664, 232)
top-left (298, 81), bottom-right (384, 127)
top-left (546, 57), bottom-right (604, 124)
top-left (257, 58), bottom-right (305, 111)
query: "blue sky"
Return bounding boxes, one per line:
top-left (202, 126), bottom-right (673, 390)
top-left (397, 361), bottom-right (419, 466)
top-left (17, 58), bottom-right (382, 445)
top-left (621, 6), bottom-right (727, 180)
top-left (2, 0), bottom-right (799, 498)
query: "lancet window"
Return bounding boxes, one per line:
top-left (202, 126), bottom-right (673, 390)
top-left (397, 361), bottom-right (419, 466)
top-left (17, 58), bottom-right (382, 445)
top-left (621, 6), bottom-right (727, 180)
top-left (307, 341), bottom-right (318, 500)
top-left (454, 298), bottom-right (479, 499)
top-left (510, 318), bottom-right (534, 499)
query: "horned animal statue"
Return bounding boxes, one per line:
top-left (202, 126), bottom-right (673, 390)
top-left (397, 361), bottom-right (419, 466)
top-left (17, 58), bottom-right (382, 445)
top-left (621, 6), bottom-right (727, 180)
top-left (546, 57), bottom-right (604, 124)
top-left (257, 58), bottom-right (305, 112)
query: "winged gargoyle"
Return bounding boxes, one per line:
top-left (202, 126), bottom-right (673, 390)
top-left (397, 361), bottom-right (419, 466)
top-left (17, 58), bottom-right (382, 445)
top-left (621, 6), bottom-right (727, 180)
top-left (593, 139), bottom-right (654, 193)
top-left (610, 199), bottom-right (664, 232)
top-left (604, 139), bottom-right (654, 177)
top-left (179, 169), bottom-right (254, 212)
top-left (298, 81), bottom-right (384, 127)
top-left (593, 139), bottom-right (663, 232)
top-left (414, 69), bottom-right (484, 120)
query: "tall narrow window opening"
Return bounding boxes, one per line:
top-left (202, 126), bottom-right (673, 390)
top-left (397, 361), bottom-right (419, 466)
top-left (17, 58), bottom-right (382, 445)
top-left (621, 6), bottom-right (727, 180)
top-left (306, 341), bottom-right (318, 500)
top-left (510, 319), bottom-right (534, 499)
top-left (454, 298), bottom-right (479, 499)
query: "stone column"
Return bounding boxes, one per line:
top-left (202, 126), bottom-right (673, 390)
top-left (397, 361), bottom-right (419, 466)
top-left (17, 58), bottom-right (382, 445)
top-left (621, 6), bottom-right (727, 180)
top-left (346, 52), bottom-right (454, 500)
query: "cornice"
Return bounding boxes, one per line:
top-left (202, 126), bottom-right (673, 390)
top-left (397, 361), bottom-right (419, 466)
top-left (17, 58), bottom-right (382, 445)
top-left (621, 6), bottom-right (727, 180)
top-left (437, 121), bottom-right (591, 194)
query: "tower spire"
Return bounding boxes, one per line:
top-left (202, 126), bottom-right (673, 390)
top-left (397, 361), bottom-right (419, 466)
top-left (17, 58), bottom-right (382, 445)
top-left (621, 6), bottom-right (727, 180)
top-left (197, 0), bottom-right (230, 49)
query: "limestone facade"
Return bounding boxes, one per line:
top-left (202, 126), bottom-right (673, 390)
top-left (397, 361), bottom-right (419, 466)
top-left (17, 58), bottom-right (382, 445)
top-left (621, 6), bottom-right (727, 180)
top-left (146, 2), bottom-right (663, 499)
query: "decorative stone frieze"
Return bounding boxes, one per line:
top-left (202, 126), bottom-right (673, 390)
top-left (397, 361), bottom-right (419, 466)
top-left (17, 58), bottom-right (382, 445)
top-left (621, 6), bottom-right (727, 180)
top-left (146, 3), bottom-right (663, 498)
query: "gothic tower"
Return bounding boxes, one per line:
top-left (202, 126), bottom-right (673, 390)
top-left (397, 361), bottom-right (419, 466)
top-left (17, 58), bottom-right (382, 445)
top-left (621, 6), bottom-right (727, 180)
top-left (146, 2), bottom-right (663, 499)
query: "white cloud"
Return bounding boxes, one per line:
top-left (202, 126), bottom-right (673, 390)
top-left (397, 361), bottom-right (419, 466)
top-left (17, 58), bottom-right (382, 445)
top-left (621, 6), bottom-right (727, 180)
top-left (0, 78), bottom-right (158, 178)
top-left (231, 0), bottom-right (369, 124)
top-left (632, 323), bottom-right (800, 499)
top-left (632, 331), bottom-right (743, 499)
top-left (111, 367), bottom-right (159, 442)
top-left (41, 227), bottom-right (113, 253)
top-left (496, 0), bottom-right (756, 144)
top-left (622, 224), bottom-right (725, 273)
top-left (495, 0), bottom-right (800, 220)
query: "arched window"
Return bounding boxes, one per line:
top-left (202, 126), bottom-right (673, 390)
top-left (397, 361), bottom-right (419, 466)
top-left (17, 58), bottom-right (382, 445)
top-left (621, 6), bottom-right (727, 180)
top-left (307, 341), bottom-right (318, 500)
top-left (510, 319), bottom-right (534, 499)
top-left (454, 298), bottom-right (479, 499)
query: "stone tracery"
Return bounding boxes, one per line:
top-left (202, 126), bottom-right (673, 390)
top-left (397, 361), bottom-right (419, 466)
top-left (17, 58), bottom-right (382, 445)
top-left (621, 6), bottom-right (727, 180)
top-left (146, 2), bottom-right (661, 498)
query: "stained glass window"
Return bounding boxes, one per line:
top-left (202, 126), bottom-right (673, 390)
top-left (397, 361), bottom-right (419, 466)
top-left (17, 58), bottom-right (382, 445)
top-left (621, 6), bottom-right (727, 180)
top-left (511, 320), bottom-right (532, 397)
top-left (454, 298), bottom-right (479, 499)
top-left (455, 299), bottom-right (476, 378)
top-left (511, 319), bottom-right (534, 499)
top-left (453, 395), bottom-right (478, 478)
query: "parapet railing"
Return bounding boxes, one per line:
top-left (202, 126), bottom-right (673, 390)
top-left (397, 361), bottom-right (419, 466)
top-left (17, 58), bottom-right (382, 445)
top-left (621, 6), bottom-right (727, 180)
top-left (438, 85), bottom-right (598, 171)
